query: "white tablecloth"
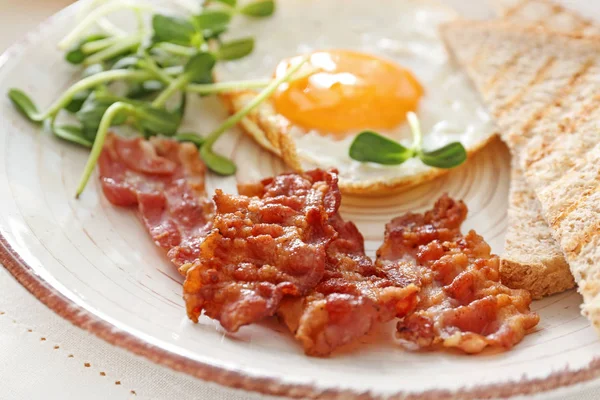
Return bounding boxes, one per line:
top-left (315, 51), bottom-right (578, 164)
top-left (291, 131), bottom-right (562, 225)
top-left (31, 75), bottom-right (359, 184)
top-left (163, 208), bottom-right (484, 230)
top-left (2, 1), bottom-right (600, 399)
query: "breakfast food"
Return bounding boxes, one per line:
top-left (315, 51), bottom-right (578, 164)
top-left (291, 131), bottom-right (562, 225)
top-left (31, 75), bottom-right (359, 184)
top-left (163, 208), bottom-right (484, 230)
top-left (502, 162), bottom-right (574, 298)
top-left (242, 176), bottom-right (419, 356)
top-left (493, 0), bottom-right (597, 298)
top-left (376, 195), bottom-right (538, 353)
top-left (98, 133), bottom-right (214, 268)
top-left (216, 0), bottom-right (496, 194)
top-left (441, 20), bottom-right (600, 337)
top-left (97, 132), bottom-right (538, 354)
top-left (183, 170), bottom-right (340, 332)
top-left (492, 0), bottom-right (597, 34)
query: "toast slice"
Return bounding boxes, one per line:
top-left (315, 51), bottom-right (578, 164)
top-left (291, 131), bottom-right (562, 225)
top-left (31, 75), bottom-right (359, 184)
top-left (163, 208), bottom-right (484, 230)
top-left (440, 20), bottom-right (600, 332)
top-left (492, 1), bottom-right (598, 297)
top-left (493, 0), bottom-right (598, 34)
top-left (502, 160), bottom-right (574, 298)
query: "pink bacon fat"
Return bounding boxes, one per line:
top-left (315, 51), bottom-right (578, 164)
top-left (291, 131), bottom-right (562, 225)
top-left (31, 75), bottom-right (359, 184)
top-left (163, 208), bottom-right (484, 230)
top-left (98, 133), bottom-right (214, 270)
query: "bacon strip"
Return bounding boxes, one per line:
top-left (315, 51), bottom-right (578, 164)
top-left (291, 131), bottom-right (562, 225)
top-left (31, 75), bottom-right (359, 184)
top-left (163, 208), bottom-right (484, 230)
top-left (98, 134), bottom-right (214, 269)
top-left (183, 170), bottom-right (339, 332)
top-left (376, 195), bottom-right (539, 353)
top-left (241, 171), bottom-right (419, 356)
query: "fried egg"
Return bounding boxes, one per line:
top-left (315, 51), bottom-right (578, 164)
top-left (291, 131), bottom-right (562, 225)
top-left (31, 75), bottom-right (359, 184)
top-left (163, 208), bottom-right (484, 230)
top-left (215, 0), bottom-right (495, 194)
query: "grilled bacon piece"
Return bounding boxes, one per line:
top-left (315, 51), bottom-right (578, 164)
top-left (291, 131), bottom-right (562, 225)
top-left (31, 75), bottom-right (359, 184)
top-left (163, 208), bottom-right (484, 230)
top-left (241, 170), bottom-right (419, 356)
top-left (376, 195), bottom-right (539, 353)
top-left (98, 134), bottom-right (214, 269)
top-left (183, 170), bottom-right (339, 332)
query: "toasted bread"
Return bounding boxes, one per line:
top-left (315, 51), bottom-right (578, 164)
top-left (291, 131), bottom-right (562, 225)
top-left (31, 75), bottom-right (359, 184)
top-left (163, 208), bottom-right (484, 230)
top-left (502, 160), bottom-right (574, 298)
top-left (441, 20), bottom-right (600, 331)
top-left (492, 0), bottom-right (599, 298)
top-left (493, 0), bottom-right (598, 35)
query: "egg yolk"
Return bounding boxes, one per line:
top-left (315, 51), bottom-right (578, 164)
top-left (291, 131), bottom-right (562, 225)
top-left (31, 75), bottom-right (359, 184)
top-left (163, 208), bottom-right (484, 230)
top-left (272, 50), bottom-right (424, 137)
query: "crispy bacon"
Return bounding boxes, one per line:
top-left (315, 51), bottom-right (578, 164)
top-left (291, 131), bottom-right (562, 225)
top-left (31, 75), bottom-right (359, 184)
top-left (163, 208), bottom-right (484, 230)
top-left (98, 134), bottom-right (214, 268)
top-left (241, 171), bottom-right (419, 356)
top-left (376, 195), bottom-right (539, 353)
top-left (183, 170), bottom-right (339, 332)
top-left (277, 214), bottom-right (419, 356)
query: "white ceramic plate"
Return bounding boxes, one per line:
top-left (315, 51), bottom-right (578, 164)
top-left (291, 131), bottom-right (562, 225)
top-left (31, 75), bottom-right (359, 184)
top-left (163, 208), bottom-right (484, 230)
top-left (2, 1), bottom-right (600, 398)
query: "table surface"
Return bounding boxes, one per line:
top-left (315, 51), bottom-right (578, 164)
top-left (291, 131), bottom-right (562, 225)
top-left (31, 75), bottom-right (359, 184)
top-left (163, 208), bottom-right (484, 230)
top-left (1, 1), bottom-right (600, 399)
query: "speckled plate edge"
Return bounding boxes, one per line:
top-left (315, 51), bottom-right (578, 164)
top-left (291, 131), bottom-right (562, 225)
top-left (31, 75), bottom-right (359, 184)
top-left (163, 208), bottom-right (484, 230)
top-left (2, 3), bottom-right (600, 399)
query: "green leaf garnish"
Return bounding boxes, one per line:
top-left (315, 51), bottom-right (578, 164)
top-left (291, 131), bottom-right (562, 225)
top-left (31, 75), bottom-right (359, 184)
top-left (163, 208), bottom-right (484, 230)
top-left (239, 0), bottom-right (275, 17)
top-left (217, 38), bottom-right (254, 60)
top-left (152, 14), bottom-right (195, 45)
top-left (349, 112), bottom-right (467, 169)
top-left (213, 0), bottom-right (237, 6)
top-left (134, 104), bottom-right (181, 135)
top-left (65, 34), bottom-right (108, 64)
top-left (174, 132), bottom-right (205, 148)
top-left (77, 92), bottom-right (130, 138)
top-left (194, 10), bottom-right (232, 35)
top-left (65, 90), bottom-right (92, 113)
top-left (183, 52), bottom-right (217, 84)
top-left (418, 142), bottom-right (467, 169)
top-left (52, 124), bottom-right (93, 148)
top-left (349, 131), bottom-right (414, 165)
top-left (8, 89), bottom-right (42, 123)
top-left (200, 146), bottom-right (237, 175)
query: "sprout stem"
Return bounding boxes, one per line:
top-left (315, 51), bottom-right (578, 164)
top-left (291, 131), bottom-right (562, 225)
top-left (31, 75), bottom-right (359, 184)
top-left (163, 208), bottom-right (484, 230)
top-left (186, 79), bottom-right (271, 94)
top-left (203, 56), bottom-right (308, 148)
top-left (155, 42), bottom-right (196, 57)
top-left (38, 70), bottom-right (155, 120)
top-left (407, 111), bottom-right (422, 154)
top-left (83, 34), bottom-right (142, 65)
top-left (75, 102), bottom-right (136, 197)
top-left (81, 35), bottom-right (123, 54)
top-left (152, 75), bottom-right (188, 108)
top-left (96, 18), bottom-right (126, 36)
top-left (59, 2), bottom-right (152, 50)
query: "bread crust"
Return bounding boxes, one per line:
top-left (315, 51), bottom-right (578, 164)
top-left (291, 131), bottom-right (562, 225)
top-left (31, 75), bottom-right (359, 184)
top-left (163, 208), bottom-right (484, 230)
top-left (441, 18), bottom-right (600, 330)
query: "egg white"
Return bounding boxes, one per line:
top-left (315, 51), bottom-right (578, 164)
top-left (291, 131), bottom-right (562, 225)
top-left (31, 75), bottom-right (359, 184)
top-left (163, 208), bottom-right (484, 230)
top-left (214, 0), bottom-right (496, 193)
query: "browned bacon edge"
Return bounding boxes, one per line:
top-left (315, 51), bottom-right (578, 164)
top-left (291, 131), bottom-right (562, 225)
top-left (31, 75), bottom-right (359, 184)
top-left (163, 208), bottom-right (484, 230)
top-left (241, 170), bottom-right (420, 356)
top-left (98, 133), bottom-right (214, 271)
top-left (183, 169), bottom-right (340, 332)
top-left (376, 195), bottom-right (539, 353)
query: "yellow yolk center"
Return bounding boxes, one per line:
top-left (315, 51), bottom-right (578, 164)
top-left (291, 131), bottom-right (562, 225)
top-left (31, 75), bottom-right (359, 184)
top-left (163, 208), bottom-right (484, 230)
top-left (272, 50), bottom-right (424, 137)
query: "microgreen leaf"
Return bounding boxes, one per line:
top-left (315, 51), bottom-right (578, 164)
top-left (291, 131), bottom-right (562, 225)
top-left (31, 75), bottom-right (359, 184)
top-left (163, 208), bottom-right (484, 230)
top-left (200, 146), bottom-right (237, 175)
top-left (152, 14), bottom-right (196, 45)
top-left (194, 10), bottom-right (232, 36)
top-left (349, 131), bottom-right (414, 165)
top-left (8, 89), bottom-right (42, 123)
top-left (183, 52), bottom-right (216, 84)
top-left (174, 132), bottom-right (205, 148)
top-left (216, 38), bottom-right (254, 60)
top-left (65, 34), bottom-right (108, 64)
top-left (133, 104), bottom-right (181, 135)
top-left (77, 92), bottom-right (135, 138)
top-left (212, 0), bottom-right (237, 6)
top-left (52, 124), bottom-right (93, 148)
top-left (418, 142), bottom-right (467, 169)
top-left (239, 0), bottom-right (275, 17)
top-left (127, 80), bottom-right (165, 99)
top-left (202, 25), bottom-right (228, 40)
top-left (65, 90), bottom-right (92, 113)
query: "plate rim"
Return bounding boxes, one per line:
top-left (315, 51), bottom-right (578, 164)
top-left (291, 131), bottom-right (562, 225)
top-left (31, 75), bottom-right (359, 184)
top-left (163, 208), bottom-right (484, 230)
top-left (2, 2), bottom-right (600, 398)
